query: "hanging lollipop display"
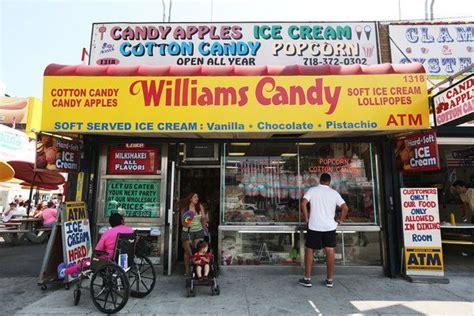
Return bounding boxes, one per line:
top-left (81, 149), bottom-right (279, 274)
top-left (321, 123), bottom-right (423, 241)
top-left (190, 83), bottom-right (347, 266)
top-left (181, 210), bottom-right (195, 226)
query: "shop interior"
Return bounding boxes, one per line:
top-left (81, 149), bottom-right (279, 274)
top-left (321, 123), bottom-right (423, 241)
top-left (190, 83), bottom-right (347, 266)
top-left (402, 144), bottom-right (474, 273)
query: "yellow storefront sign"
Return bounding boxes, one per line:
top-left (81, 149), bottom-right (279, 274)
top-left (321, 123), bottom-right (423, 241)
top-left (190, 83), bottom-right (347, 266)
top-left (405, 247), bottom-right (444, 275)
top-left (41, 74), bottom-right (429, 133)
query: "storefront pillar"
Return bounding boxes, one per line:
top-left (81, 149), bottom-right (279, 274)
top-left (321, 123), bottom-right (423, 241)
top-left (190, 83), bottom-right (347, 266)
top-left (381, 139), bottom-right (404, 277)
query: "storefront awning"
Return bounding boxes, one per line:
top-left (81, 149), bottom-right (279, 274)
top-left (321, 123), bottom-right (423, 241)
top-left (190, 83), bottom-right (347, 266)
top-left (41, 63), bottom-right (430, 139)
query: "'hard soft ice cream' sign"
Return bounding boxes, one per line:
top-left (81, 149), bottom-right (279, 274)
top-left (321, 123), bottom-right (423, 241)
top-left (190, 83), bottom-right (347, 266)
top-left (35, 134), bottom-right (81, 173)
top-left (89, 22), bottom-right (379, 67)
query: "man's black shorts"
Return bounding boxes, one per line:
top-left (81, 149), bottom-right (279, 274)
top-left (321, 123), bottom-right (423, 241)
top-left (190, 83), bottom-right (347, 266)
top-left (305, 229), bottom-right (336, 249)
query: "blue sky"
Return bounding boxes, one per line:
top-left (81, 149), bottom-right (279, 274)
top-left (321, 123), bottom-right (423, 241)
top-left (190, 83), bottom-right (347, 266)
top-left (1, 0), bottom-right (472, 98)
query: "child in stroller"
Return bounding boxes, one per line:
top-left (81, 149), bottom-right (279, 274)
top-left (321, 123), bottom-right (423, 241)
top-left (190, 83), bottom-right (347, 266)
top-left (186, 240), bottom-right (220, 297)
top-left (192, 241), bottom-right (212, 281)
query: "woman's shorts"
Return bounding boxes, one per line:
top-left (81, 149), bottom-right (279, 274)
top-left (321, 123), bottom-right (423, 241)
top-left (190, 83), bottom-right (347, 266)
top-left (181, 229), bottom-right (205, 242)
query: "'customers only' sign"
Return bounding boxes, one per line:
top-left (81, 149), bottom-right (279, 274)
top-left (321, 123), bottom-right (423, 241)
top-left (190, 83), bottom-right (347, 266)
top-left (89, 22), bottom-right (379, 66)
top-left (401, 188), bottom-right (444, 277)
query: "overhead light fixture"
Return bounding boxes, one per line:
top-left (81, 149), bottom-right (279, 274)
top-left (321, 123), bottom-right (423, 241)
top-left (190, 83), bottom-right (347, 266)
top-left (280, 153), bottom-right (297, 157)
top-left (226, 160), bottom-right (240, 164)
top-left (228, 152), bottom-right (246, 156)
top-left (264, 166), bottom-right (276, 169)
top-left (226, 166), bottom-right (238, 169)
top-left (297, 143), bottom-right (316, 146)
top-left (179, 152), bottom-right (184, 155)
top-left (231, 143), bottom-right (251, 146)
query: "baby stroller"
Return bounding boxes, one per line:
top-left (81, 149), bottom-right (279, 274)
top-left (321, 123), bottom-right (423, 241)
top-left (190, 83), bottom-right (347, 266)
top-left (72, 233), bottom-right (156, 314)
top-left (186, 237), bottom-right (220, 297)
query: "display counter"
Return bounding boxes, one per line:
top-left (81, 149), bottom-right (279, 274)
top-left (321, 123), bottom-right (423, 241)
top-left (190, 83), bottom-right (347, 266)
top-left (218, 225), bottom-right (381, 266)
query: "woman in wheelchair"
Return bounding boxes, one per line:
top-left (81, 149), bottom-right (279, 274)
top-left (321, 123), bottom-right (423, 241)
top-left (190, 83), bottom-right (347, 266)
top-left (192, 241), bottom-right (213, 281)
top-left (58, 213), bottom-right (134, 278)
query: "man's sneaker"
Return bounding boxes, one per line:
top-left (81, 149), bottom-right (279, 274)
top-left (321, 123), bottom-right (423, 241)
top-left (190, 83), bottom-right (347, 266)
top-left (298, 278), bottom-right (312, 287)
top-left (325, 279), bottom-right (333, 288)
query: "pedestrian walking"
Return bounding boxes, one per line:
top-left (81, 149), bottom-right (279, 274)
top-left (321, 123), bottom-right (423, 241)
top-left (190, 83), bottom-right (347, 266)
top-left (298, 173), bottom-right (349, 288)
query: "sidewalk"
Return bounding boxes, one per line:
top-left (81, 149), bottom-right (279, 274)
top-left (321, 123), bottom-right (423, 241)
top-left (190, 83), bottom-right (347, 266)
top-left (5, 266), bottom-right (474, 315)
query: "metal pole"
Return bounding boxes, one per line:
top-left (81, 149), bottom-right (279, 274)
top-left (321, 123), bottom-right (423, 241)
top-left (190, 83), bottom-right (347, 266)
top-left (27, 173), bottom-right (37, 217)
top-left (430, 0), bottom-right (435, 20)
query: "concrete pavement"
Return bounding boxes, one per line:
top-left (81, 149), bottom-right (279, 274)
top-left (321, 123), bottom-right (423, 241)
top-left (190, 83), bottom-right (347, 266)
top-left (2, 266), bottom-right (472, 315)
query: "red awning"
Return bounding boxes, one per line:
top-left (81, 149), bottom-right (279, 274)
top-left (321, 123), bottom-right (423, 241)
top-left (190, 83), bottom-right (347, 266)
top-left (44, 63), bottom-right (425, 77)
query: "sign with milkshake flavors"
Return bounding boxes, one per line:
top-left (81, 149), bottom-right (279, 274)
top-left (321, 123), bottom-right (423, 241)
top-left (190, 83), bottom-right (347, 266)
top-left (394, 130), bottom-right (440, 172)
top-left (389, 23), bottom-right (473, 77)
top-left (401, 188), bottom-right (444, 276)
top-left (432, 74), bottom-right (473, 126)
top-left (89, 22), bottom-right (379, 66)
top-left (108, 143), bottom-right (160, 175)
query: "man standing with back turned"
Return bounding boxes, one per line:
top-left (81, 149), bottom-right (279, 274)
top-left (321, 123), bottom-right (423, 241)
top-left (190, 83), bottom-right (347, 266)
top-left (298, 173), bottom-right (349, 288)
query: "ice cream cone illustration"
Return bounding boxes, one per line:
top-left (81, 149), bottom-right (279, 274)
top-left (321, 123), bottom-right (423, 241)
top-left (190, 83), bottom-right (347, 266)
top-left (364, 25), bottom-right (372, 40)
top-left (355, 25), bottom-right (362, 40)
top-left (98, 25), bottom-right (107, 40)
top-left (362, 45), bottom-right (375, 58)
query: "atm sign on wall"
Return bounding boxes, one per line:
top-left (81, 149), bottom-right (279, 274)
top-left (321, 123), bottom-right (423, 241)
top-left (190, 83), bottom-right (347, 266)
top-left (108, 144), bottom-right (160, 175)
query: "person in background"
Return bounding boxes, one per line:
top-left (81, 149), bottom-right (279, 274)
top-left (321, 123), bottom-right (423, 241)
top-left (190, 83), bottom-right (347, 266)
top-left (13, 201), bottom-right (27, 217)
top-left (2, 202), bottom-right (17, 222)
top-left (298, 173), bottom-right (349, 288)
top-left (57, 213), bottom-right (134, 279)
top-left (33, 201), bottom-right (47, 218)
top-left (38, 201), bottom-right (58, 228)
top-left (453, 180), bottom-right (474, 223)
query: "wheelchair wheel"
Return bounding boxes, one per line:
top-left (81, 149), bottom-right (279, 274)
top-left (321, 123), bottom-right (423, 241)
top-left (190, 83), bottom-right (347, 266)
top-left (73, 289), bottom-right (81, 306)
top-left (90, 263), bottom-right (130, 314)
top-left (210, 279), bottom-right (220, 296)
top-left (129, 256), bottom-right (156, 298)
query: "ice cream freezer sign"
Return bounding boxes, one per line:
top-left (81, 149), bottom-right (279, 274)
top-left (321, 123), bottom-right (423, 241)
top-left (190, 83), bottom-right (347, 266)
top-left (61, 202), bottom-right (92, 282)
top-left (401, 188), bottom-right (444, 276)
top-left (89, 22), bottom-right (379, 66)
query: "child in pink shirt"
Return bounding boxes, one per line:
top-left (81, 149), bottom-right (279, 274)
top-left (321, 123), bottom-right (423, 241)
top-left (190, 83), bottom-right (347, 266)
top-left (58, 213), bottom-right (134, 278)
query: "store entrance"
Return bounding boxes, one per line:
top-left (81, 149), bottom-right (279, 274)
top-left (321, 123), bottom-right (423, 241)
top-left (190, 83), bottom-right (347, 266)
top-left (176, 167), bottom-right (221, 266)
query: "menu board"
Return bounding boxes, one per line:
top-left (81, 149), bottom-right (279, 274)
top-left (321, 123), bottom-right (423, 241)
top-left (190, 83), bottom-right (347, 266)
top-left (105, 179), bottom-right (160, 218)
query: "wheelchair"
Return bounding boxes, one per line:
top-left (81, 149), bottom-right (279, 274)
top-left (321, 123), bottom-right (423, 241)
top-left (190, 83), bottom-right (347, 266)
top-left (72, 233), bottom-right (156, 314)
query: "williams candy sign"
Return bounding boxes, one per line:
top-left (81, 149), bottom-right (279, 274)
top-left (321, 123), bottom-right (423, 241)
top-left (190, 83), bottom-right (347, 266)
top-left (433, 74), bottom-right (473, 126)
top-left (395, 130), bottom-right (440, 172)
top-left (41, 74), bottom-right (429, 134)
top-left (90, 22), bottom-right (379, 66)
top-left (389, 23), bottom-right (473, 77)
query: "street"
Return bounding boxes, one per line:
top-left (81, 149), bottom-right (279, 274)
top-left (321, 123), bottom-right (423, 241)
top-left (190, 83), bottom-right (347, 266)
top-left (0, 242), bottom-right (473, 315)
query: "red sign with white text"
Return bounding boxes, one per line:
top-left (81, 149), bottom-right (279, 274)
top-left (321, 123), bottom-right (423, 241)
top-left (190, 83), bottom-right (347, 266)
top-left (395, 130), bottom-right (440, 173)
top-left (108, 144), bottom-right (160, 174)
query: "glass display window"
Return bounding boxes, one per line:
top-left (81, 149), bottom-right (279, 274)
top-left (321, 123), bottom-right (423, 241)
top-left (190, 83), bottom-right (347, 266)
top-left (220, 230), bottom-right (302, 265)
top-left (299, 142), bottom-right (378, 224)
top-left (223, 143), bottom-right (299, 224)
top-left (222, 142), bottom-right (379, 225)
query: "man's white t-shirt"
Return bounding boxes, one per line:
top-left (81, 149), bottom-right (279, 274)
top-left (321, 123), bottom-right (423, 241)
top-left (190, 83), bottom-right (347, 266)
top-left (303, 184), bottom-right (346, 232)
